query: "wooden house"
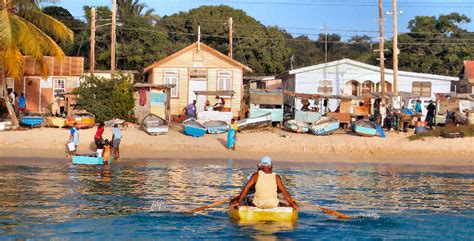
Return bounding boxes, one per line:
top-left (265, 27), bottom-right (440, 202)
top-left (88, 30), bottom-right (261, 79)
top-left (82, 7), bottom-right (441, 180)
top-left (143, 42), bottom-right (252, 118)
top-left (6, 56), bottom-right (84, 113)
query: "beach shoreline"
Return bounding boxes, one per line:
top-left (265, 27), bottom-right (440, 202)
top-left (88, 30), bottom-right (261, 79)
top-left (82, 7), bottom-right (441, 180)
top-left (0, 127), bottom-right (473, 166)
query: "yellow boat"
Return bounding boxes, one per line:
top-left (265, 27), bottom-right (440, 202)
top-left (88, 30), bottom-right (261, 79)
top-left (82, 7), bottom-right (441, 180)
top-left (229, 206), bottom-right (298, 223)
top-left (46, 116), bottom-right (66, 128)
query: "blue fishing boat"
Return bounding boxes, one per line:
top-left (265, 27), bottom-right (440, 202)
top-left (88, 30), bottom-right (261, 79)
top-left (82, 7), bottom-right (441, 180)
top-left (72, 155), bottom-right (114, 165)
top-left (202, 120), bottom-right (229, 134)
top-left (284, 120), bottom-right (310, 133)
top-left (353, 120), bottom-right (377, 137)
top-left (20, 113), bottom-right (44, 127)
top-left (183, 118), bottom-right (207, 137)
top-left (310, 117), bottom-right (340, 135)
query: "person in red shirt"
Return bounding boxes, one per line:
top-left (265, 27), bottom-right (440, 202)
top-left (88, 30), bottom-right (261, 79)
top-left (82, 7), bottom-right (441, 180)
top-left (94, 122), bottom-right (105, 149)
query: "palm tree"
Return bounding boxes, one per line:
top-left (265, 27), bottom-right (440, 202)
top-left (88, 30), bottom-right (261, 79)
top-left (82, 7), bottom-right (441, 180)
top-left (0, 0), bottom-right (73, 128)
top-left (117, 0), bottom-right (159, 24)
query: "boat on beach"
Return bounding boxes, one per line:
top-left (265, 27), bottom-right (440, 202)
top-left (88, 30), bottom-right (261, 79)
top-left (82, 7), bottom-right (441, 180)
top-left (284, 120), bottom-right (310, 133)
top-left (183, 118), bottom-right (207, 137)
top-left (237, 112), bottom-right (272, 131)
top-left (20, 113), bottom-right (44, 127)
top-left (72, 155), bottom-right (114, 165)
top-left (353, 120), bottom-right (377, 137)
top-left (202, 120), bottom-right (229, 134)
top-left (45, 116), bottom-right (66, 128)
top-left (104, 118), bottom-right (125, 127)
top-left (229, 206), bottom-right (298, 223)
top-left (142, 114), bottom-right (168, 135)
top-left (0, 119), bottom-right (12, 131)
top-left (310, 117), bottom-right (340, 135)
top-left (66, 112), bottom-right (95, 129)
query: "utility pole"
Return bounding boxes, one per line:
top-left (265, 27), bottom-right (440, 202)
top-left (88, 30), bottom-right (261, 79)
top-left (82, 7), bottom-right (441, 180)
top-left (111, 0), bottom-right (117, 77)
top-left (378, 0), bottom-right (386, 102)
top-left (324, 24), bottom-right (328, 63)
top-left (228, 17), bottom-right (233, 58)
top-left (197, 25), bottom-right (201, 51)
top-left (90, 7), bottom-right (96, 78)
top-left (290, 55), bottom-right (295, 70)
top-left (392, 0), bottom-right (399, 96)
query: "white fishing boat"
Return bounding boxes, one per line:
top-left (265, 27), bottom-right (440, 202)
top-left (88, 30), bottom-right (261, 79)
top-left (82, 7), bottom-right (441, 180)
top-left (237, 112), bottom-right (272, 131)
top-left (142, 113), bottom-right (169, 135)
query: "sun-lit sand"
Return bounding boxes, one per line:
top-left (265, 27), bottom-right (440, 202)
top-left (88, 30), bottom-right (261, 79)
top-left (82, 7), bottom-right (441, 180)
top-left (0, 125), bottom-right (473, 166)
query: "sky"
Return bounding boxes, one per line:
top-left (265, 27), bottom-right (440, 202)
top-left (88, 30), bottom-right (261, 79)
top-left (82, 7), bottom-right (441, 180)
top-left (46, 0), bottom-right (474, 40)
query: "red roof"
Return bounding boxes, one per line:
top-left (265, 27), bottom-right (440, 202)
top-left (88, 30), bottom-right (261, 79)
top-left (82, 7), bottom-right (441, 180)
top-left (464, 60), bottom-right (474, 83)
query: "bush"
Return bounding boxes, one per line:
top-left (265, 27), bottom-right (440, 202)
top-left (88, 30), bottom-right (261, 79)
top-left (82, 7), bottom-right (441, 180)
top-left (409, 125), bottom-right (474, 141)
top-left (74, 75), bottom-right (135, 122)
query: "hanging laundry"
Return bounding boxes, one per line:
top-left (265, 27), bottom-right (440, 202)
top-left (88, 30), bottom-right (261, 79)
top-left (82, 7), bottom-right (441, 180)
top-left (139, 88), bottom-right (147, 106)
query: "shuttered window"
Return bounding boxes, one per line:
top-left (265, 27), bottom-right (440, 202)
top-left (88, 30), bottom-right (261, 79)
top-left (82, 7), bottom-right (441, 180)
top-left (164, 70), bottom-right (179, 98)
top-left (318, 80), bottom-right (333, 94)
top-left (412, 82), bottom-right (431, 97)
top-left (53, 79), bottom-right (66, 97)
top-left (217, 71), bottom-right (232, 91)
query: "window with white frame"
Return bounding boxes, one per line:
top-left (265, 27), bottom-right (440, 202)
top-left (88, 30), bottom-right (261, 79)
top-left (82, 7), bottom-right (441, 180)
top-left (164, 70), bottom-right (179, 97)
top-left (217, 70), bottom-right (232, 91)
top-left (53, 78), bottom-right (66, 98)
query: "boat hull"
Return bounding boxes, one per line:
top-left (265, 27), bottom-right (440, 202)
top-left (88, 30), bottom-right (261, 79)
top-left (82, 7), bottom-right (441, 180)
top-left (0, 121), bottom-right (12, 131)
top-left (20, 114), bottom-right (44, 127)
top-left (202, 120), bottom-right (229, 134)
top-left (284, 120), bottom-right (309, 133)
top-left (183, 118), bottom-right (207, 137)
top-left (310, 118), bottom-right (340, 135)
top-left (46, 117), bottom-right (66, 128)
top-left (144, 126), bottom-right (169, 135)
top-left (229, 206), bottom-right (298, 223)
top-left (66, 113), bottom-right (96, 129)
top-left (142, 114), bottom-right (169, 135)
top-left (237, 113), bottom-right (272, 131)
top-left (354, 125), bottom-right (377, 136)
top-left (72, 155), bottom-right (114, 165)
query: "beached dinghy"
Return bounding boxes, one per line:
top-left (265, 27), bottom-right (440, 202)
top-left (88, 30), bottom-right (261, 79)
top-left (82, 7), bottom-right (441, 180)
top-left (183, 118), bottom-right (207, 137)
top-left (142, 114), bottom-right (168, 135)
top-left (353, 120), bottom-right (377, 137)
top-left (310, 117), bottom-right (340, 135)
top-left (237, 112), bottom-right (272, 131)
top-left (46, 116), bottom-right (66, 128)
top-left (66, 112), bottom-right (95, 129)
top-left (20, 113), bottom-right (44, 127)
top-left (202, 120), bottom-right (229, 134)
top-left (284, 120), bottom-right (310, 133)
top-left (72, 155), bottom-right (114, 165)
top-left (229, 206), bottom-right (298, 223)
top-left (0, 119), bottom-right (12, 131)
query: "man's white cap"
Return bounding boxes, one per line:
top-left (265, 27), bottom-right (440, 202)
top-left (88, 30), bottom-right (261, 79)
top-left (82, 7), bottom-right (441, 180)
top-left (260, 156), bottom-right (272, 166)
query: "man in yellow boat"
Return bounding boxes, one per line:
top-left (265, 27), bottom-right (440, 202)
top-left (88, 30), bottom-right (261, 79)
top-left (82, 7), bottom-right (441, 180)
top-left (231, 156), bottom-right (299, 210)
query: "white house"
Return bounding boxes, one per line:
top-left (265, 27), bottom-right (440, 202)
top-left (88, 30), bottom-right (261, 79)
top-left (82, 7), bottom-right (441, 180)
top-left (277, 59), bottom-right (458, 110)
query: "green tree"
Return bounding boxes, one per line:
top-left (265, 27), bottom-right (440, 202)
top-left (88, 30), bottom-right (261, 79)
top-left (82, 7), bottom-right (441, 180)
top-left (74, 75), bottom-right (135, 122)
top-left (1, 0), bottom-right (73, 128)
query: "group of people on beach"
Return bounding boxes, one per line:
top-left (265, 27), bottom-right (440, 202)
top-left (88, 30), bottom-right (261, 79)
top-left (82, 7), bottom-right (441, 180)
top-left (67, 122), bottom-right (122, 163)
top-left (7, 90), bottom-right (26, 115)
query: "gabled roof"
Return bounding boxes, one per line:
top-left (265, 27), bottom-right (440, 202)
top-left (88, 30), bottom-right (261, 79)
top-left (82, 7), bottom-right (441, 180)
top-left (462, 60), bottom-right (474, 83)
top-left (279, 58), bottom-right (457, 81)
top-left (143, 42), bottom-right (252, 73)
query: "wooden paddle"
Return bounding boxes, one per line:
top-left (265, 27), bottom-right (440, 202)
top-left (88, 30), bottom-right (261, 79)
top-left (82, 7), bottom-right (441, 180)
top-left (297, 200), bottom-right (351, 219)
top-left (187, 196), bottom-right (237, 214)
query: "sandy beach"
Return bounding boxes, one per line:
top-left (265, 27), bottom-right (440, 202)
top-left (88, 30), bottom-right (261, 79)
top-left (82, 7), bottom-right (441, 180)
top-left (0, 125), bottom-right (473, 166)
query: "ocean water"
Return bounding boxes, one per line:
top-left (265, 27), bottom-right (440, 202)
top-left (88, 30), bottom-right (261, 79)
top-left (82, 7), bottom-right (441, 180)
top-left (0, 159), bottom-right (472, 240)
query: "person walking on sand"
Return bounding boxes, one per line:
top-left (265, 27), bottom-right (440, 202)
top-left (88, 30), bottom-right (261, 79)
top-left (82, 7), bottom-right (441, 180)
top-left (94, 122), bottom-right (105, 149)
top-left (67, 123), bottom-right (80, 156)
top-left (227, 118), bottom-right (238, 150)
top-left (112, 124), bottom-right (122, 158)
top-left (425, 100), bottom-right (436, 129)
top-left (230, 156), bottom-right (299, 210)
top-left (187, 100), bottom-right (197, 118)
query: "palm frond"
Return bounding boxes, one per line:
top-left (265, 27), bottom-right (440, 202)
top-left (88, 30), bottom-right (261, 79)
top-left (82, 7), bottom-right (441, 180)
top-left (10, 14), bottom-right (44, 59)
top-left (3, 46), bottom-right (24, 79)
top-left (22, 8), bottom-right (73, 43)
top-left (0, 9), bottom-right (13, 49)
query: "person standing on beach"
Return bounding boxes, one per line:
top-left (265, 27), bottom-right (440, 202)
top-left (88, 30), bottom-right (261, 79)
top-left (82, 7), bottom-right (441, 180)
top-left (227, 118), bottom-right (238, 150)
top-left (51, 97), bottom-right (60, 117)
top-left (18, 93), bottom-right (26, 115)
top-left (112, 124), bottom-right (122, 158)
top-left (94, 122), bottom-right (105, 149)
top-left (425, 100), bottom-right (436, 129)
top-left (187, 100), bottom-right (197, 118)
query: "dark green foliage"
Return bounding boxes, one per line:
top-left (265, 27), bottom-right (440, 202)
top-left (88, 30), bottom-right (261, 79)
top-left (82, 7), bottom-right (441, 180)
top-left (74, 75), bottom-right (135, 122)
